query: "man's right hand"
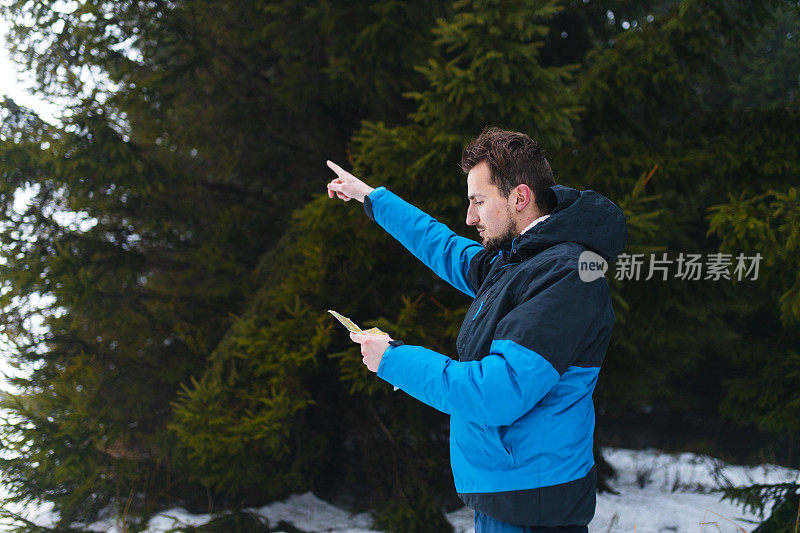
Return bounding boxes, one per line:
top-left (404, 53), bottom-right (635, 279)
top-left (326, 160), bottom-right (375, 204)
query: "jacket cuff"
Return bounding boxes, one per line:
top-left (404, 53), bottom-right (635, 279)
top-left (377, 340), bottom-right (404, 380)
top-left (363, 186), bottom-right (386, 223)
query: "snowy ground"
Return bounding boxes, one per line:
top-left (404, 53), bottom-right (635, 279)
top-left (1, 447), bottom-right (798, 532)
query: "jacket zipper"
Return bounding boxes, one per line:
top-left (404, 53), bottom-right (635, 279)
top-left (472, 299), bottom-right (485, 321)
top-left (472, 262), bottom-right (516, 321)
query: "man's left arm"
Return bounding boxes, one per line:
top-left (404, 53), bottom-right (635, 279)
top-left (375, 261), bottom-right (602, 427)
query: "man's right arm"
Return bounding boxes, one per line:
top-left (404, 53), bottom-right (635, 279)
top-left (325, 160), bottom-right (486, 297)
top-left (364, 186), bottom-right (482, 298)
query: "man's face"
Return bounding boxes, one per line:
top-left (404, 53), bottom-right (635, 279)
top-left (466, 161), bottom-right (518, 251)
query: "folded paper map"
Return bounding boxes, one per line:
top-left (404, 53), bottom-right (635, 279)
top-left (327, 309), bottom-right (389, 336)
top-left (328, 309), bottom-right (397, 391)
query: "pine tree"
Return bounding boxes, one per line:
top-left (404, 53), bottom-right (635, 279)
top-left (553, 0), bottom-right (794, 436)
top-left (1, 0), bottom-right (450, 527)
top-left (707, 186), bottom-right (800, 527)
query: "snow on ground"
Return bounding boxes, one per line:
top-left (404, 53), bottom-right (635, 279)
top-left (1, 447), bottom-right (798, 532)
top-left (590, 447), bottom-right (798, 532)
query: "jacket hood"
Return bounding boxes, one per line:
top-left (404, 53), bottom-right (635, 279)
top-left (501, 184), bottom-right (628, 263)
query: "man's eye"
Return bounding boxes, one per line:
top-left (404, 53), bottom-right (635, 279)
top-left (475, 202), bottom-right (483, 206)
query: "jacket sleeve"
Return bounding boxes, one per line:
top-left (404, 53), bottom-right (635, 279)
top-left (376, 259), bottom-right (602, 427)
top-left (364, 186), bottom-right (482, 298)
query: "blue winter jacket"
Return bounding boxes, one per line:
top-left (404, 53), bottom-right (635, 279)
top-left (363, 183), bottom-right (627, 526)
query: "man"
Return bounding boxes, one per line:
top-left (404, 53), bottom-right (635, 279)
top-left (326, 127), bottom-right (627, 532)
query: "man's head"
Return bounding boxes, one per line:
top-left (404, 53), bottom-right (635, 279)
top-left (461, 126), bottom-right (557, 251)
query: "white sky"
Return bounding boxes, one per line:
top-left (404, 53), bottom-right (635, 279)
top-left (0, 15), bottom-right (60, 123)
top-left (0, 16), bottom-right (61, 392)
top-left (1, 5), bottom-right (120, 394)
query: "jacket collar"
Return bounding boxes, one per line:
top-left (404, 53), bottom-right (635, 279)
top-left (500, 184), bottom-right (628, 263)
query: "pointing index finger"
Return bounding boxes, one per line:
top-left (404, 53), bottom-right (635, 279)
top-left (326, 160), bottom-right (344, 175)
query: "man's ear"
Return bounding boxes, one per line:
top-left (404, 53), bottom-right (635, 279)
top-left (514, 184), bottom-right (534, 212)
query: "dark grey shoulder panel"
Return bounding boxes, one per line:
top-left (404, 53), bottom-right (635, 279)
top-left (467, 248), bottom-right (499, 294)
top-left (458, 465), bottom-right (596, 526)
top-left (570, 279), bottom-right (615, 369)
top-left (493, 256), bottom-right (603, 375)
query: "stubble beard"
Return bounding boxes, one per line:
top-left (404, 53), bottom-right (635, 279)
top-left (482, 208), bottom-right (519, 252)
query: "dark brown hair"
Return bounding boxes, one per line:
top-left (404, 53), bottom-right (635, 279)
top-left (460, 126), bottom-right (557, 214)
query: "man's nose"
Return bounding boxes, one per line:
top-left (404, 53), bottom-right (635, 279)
top-left (466, 208), bottom-right (479, 226)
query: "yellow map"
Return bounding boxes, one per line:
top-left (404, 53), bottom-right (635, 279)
top-left (327, 310), bottom-right (389, 336)
top-left (329, 309), bottom-right (397, 391)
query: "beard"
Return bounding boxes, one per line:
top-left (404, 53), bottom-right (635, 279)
top-left (482, 208), bottom-right (519, 251)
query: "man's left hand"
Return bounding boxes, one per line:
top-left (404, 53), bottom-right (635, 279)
top-left (350, 331), bottom-right (393, 373)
